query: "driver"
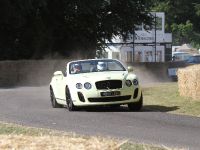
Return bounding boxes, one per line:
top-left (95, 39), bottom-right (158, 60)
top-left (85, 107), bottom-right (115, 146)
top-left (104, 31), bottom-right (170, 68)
top-left (97, 62), bottom-right (107, 71)
top-left (72, 63), bottom-right (82, 74)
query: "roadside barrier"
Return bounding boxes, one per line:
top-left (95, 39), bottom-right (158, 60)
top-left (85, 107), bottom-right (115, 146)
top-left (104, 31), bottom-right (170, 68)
top-left (178, 64), bottom-right (200, 100)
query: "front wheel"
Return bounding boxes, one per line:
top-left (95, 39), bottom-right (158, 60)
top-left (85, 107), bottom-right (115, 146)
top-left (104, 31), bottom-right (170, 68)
top-left (128, 93), bottom-right (143, 111)
top-left (66, 87), bottom-right (77, 111)
top-left (50, 87), bottom-right (62, 108)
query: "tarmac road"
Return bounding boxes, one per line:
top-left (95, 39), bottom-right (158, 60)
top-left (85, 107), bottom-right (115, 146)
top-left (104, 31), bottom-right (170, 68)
top-left (0, 86), bottom-right (200, 150)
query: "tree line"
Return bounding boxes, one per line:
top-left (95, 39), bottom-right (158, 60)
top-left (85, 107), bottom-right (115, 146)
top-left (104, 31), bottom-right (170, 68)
top-left (0, 0), bottom-right (199, 60)
top-left (0, 0), bottom-right (152, 60)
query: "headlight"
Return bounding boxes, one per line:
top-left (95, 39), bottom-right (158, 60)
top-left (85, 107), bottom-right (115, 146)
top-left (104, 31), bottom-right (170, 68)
top-left (125, 80), bottom-right (132, 87)
top-left (76, 83), bottom-right (83, 89)
top-left (84, 82), bottom-right (92, 89)
top-left (133, 79), bottom-right (138, 86)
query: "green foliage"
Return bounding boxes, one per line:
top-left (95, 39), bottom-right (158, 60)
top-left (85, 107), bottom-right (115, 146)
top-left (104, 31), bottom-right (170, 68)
top-left (0, 0), bottom-right (152, 60)
top-left (171, 21), bottom-right (193, 45)
top-left (191, 34), bottom-right (200, 49)
top-left (195, 3), bottom-right (200, 16)
top-left (151, 0), bottom-right (200, 47)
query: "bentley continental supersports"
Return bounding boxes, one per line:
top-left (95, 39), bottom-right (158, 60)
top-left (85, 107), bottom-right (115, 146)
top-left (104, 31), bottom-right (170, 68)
top-left (50, 59), bottom-right (143, 111)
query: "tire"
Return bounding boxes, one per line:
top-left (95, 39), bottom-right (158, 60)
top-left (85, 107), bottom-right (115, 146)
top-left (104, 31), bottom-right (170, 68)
top-left (50, 87), bottom-right (62, 108)
top-left (128, 93), bottom-right (143, 111)
top-left (66, 86), bottom-right (77, 111)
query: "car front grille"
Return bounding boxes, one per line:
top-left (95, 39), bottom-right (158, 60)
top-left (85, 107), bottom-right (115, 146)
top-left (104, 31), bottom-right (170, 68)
top-left (88, 95), bottom-right (131, 102)
top-left (95, 80), bottom-right (122, 90)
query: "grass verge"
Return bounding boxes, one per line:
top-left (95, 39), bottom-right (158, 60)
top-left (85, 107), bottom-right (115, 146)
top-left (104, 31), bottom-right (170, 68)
top-left (0, 122), bottom-right (179, 150)
top-left (143, 82), bottom-right (200, 117)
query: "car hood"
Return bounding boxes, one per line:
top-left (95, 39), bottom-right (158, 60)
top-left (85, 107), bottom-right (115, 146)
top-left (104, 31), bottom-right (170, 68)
top-left (68, 71), bottom-right (130, 82)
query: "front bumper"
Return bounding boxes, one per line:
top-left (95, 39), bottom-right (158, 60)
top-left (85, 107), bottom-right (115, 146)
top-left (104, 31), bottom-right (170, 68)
top-left (72, 86), bottom-right (142, 106)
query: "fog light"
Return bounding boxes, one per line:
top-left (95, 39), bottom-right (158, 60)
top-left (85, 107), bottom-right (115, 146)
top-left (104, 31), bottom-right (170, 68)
top-left (133, 88), bottom-right (139, 98)
top-left (78, 92), bottom-right (85, 102)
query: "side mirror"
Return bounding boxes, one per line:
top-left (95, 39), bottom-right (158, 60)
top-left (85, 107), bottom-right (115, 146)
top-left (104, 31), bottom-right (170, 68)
top-left (127, 66), bottom-right (134, 72)
top-left (54, 71), bottom-right (63, 76)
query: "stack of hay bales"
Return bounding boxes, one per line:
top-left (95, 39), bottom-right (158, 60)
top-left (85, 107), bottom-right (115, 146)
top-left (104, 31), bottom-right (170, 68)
top-left (178, 64), bottom-right (200, 100)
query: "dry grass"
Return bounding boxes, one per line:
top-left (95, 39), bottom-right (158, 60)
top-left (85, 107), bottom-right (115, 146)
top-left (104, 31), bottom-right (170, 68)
top-left (0, 122), bottom-right (183, 150)
top-left (0, 135), bottom-right (122, 150)
top-left (0, 134), bottom-right (185, 150)
top-left (0, 122), bottom-right (121, 150)
top-left (178, 64), bottom-right (200, 100)
top-left (0, 122), bottom-right (122, 150)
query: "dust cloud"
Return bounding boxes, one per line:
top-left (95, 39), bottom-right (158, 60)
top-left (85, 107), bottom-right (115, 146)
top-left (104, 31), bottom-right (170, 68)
top-left (131, 65), bottom-right (172, 87)
top-left (0, 57), bottom-right (172, 87)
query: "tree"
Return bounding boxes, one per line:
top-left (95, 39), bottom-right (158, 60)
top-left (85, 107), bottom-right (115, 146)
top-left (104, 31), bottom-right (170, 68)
top-left (0, 0), bottom-right (153, 60)
top-left (171, 21), bottom-right (193, 45)
top-left (152, 0), bottom-right (200, 48)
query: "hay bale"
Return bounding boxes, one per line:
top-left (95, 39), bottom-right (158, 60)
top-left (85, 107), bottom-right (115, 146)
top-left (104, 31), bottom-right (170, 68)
top-left (178, 64), bottom-right (200, 100)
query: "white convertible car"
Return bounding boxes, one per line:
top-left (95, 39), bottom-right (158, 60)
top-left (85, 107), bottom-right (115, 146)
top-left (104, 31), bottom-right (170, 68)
top-left (50, 59), bottom-right (143, 111)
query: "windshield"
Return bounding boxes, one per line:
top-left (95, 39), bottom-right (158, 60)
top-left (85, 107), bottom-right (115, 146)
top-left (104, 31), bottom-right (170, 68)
top-left (69, 59), bottom-right (126, 74)
top-left (172, 53), bottom-right (192, 61)
top-left (186, 56), bottom-right (200, 63)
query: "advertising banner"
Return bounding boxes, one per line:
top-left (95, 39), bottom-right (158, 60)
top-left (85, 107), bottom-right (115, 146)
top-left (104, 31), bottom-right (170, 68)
top-left (119, 45), bottom-right (165, 62)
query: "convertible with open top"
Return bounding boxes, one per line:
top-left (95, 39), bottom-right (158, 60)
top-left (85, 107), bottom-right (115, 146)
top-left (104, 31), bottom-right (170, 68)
top-left (50, 59), bottom-right (143, 111)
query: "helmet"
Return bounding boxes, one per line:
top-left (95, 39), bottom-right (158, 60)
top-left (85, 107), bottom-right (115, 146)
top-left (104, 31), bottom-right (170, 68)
top-left (97, 62), bottom-right (107, 71)
top-left (73, 63), bottom-right (82, 73)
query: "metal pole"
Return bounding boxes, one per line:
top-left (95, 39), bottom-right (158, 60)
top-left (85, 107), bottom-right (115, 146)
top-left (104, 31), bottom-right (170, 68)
top-left (132, 29), bottom-right (135, 63)
top-left (155, 12), bottom-right (157, 62)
